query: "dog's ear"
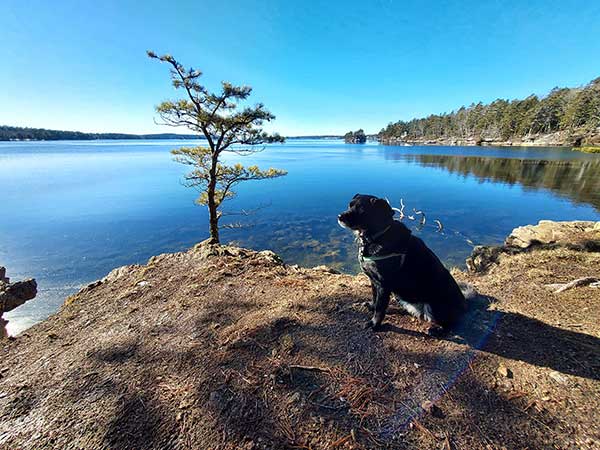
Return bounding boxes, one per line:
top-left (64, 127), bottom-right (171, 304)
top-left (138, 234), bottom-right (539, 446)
top-left (370, 198), bottom-right (389, 207)
top-left (371, 197), bottom-right (394, 217)
top-left (353, 193), bottom-right (361, 199)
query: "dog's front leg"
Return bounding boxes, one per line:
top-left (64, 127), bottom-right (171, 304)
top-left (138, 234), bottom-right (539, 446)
top-left (365, 282), bottom-right (390, 331)
top-left (363, 284), bottom-right (377, 311)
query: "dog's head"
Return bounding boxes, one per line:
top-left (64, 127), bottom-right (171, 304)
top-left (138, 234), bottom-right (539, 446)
top-left (338, 194), bottom-right (394, 232)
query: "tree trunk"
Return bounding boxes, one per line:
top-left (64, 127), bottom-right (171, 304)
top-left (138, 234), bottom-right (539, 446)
top-left (206, 153), bottom-right (220, 244)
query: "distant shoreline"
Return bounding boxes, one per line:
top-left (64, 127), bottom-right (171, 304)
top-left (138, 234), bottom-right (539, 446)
top-left (0, 125), bottom-right (343, 142)
top-left (1, 136), bottom-right (342, 142)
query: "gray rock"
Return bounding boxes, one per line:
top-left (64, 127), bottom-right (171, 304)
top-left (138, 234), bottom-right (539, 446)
top-left (1, 279), bottom-right (37, 313)
top-left (1, 268), bottom-right (37, 338)
top-left (312, 265), bottom-right (340, 274)
top-left (466, 220), bottom-right (600, 273)
top-left (257, 250), bottom-right (283, 265)
top-left (506, 220), bottom-right (599, 249)
top-left (549, 370), bottom-right (568, 384)
top-left (466, 246), bottom-right (505, 273)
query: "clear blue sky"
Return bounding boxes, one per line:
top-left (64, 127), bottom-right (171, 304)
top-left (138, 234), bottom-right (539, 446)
top-left (1, 0), bottom-right (599, 136)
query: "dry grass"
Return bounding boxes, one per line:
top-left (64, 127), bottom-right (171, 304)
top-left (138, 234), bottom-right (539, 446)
top-left (1, 242), bottom-right (599, 449)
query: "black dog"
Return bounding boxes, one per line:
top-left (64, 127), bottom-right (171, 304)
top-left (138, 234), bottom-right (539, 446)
top-left (338, 194), bottom-right (467, 336)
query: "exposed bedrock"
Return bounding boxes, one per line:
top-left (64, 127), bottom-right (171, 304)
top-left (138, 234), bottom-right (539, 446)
top-left (466, 220), bottom-right (600, 273)
top-left (0, 267), bottom-right (37, 338)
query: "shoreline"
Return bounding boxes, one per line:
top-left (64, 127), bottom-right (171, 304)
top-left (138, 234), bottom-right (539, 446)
top-left (379, 139), bottom-right (570, 148)
top-left (378, 129), bottom-right (600, 149)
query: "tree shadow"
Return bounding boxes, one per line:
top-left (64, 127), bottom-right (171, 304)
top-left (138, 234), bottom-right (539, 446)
top-left (377, 293), bottom-right (600, 381)
top-left (103, 390), bottom-right (177, 450)
top-left (452, 294), bottom-right (600, 381)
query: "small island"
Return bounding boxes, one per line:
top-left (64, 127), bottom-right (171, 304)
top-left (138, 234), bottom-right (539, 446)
top-left (344, 129), bottom-right (367, 144)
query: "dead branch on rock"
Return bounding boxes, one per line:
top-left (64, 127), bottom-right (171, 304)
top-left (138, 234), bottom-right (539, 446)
top-left (546, 276), bottom-right (600, 293)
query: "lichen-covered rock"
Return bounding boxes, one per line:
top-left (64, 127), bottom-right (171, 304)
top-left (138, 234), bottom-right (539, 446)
top-left (466, 220), bottom-right (600, 273)
top-left (466, 246), bottom-right (506, 273)
top-left (312, 265), bottom-right (341, 274)
top-left (505, 220), bottom-right (600, 249)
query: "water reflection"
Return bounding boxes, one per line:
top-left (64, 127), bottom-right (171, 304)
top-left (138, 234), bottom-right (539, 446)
top-left (388, 153), bottom-right (600, 211)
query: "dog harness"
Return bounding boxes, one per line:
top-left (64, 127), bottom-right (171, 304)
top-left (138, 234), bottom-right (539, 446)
top-left (358, 224), bottom-right (407, 265)
top-left (360, 252), bottom-right (406, 264)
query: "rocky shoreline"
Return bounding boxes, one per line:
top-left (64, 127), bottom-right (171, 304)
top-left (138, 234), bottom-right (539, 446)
top-left (379, 129), bottom-right (600, 148)
top-left (1, 221), bottom-right (599, 449)
top-left (0, 268), bottom-right (36, 339)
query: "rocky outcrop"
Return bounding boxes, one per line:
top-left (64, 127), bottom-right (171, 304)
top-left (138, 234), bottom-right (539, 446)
top-left (0, 267), bottom-right (37, 338)
top-left (505, 220), bottom-right (600, 248)
top-left (466, 220), bottom-right (600, 273)
top-left (2, 235), bottom-right (600, 449)
top-left (379, 129), bottom-right (600, 148)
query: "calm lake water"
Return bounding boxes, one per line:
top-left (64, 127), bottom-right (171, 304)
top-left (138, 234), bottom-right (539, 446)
top-left (2, 139), bottom-right (600, 335)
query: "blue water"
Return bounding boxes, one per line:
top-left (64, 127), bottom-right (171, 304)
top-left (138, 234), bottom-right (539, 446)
top-left (2, 139), bottom-right (599, 335)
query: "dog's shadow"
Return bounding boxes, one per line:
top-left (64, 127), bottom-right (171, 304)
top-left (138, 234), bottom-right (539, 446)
top-left (383, 295), bottom-right (600, 381)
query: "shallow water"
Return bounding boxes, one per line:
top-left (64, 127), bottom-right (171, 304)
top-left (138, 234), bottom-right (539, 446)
top-left (1, 139), bottom-right (599, 334)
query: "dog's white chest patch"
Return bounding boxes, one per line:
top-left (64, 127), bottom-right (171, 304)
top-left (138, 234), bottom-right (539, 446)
top-left (358, 250), bottom-right (380, 276)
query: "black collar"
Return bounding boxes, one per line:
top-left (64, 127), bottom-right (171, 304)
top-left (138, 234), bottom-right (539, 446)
top-left (361, 224), bottom-right (392, 243)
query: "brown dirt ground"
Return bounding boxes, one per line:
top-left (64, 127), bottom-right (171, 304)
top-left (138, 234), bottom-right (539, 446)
top-left (1, 243), bottom-right (599, 450)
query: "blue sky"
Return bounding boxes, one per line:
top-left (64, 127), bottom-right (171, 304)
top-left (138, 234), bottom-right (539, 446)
top-left (1, 0), bottom-right (599, 136)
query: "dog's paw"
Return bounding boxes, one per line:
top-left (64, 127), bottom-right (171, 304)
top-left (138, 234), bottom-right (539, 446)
top-left (364, 319), bottom-right (383, 331)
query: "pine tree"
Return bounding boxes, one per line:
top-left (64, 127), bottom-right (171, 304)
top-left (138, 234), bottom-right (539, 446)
top-left (148, 51), bottom-right (286, 244)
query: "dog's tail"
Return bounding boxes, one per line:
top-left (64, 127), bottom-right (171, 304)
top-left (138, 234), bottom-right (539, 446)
top-left (458, 281), bottom-right (478, 301)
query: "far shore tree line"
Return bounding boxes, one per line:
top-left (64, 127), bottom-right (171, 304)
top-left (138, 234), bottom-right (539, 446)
top-left (0, 126), bottom-right (201, 141)
top-left (379, 77), bottom-right (600, 143)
